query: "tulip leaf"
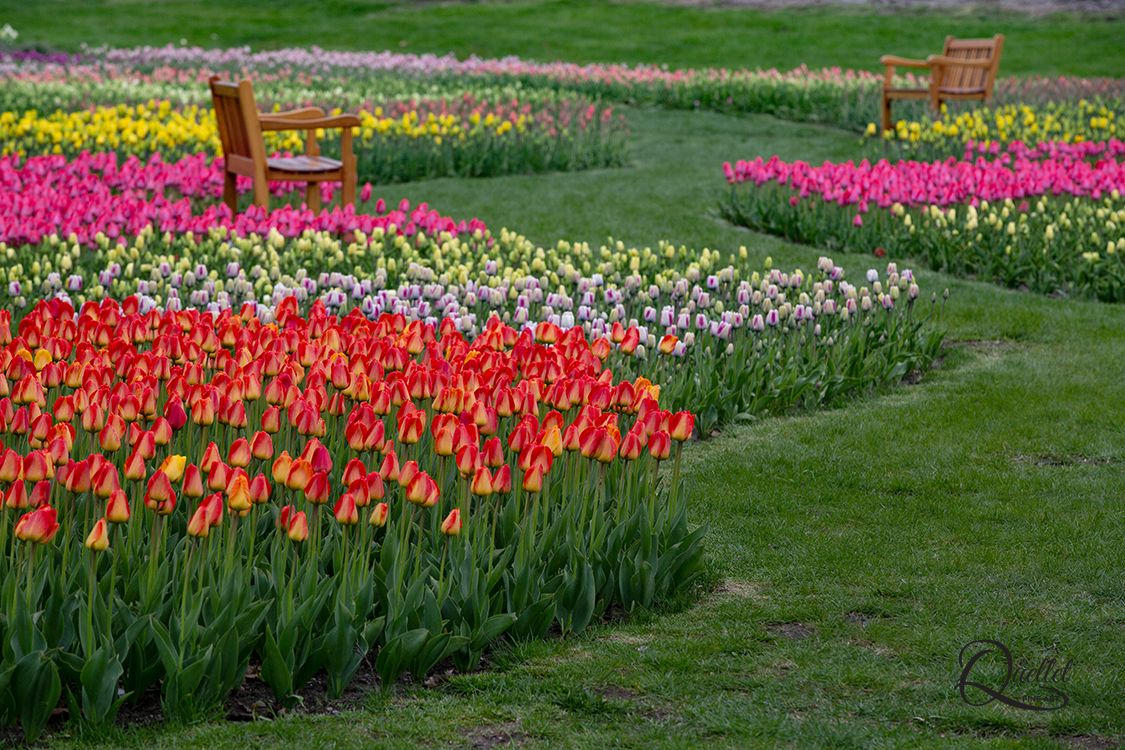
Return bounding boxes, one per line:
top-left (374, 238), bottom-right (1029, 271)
top-left (13, 651), bottom-right (61, 743)
top-left (469, 613), bottom-right (517, 652)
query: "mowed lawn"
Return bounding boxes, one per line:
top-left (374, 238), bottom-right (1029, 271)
top-left (6, 2), bottom-right (1123, 747)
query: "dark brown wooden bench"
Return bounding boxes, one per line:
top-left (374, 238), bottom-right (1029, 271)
top-left (879, 34), bottom-right (1004, 132)
top-left (209, 76), bottom-right (360, 213)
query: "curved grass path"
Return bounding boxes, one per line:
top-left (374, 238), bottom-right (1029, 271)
top-left (39, 105), bottom-right (1124, 749)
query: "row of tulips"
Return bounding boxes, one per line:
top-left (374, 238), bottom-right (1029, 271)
top-left (9, 46), bottom-right (1120, 132)
top-left (0, 151), bottom-right (489, 246)
top-left (721, 144), bottom-right (1125, 301)
top-left (867, 100), bottom-right (1121, 159)
top-left (1, 193), bottom-right (946, 433)
top-left (0, 95), bottom-right (626, 183)
top-left (0, 296), bottom-right (704, 740)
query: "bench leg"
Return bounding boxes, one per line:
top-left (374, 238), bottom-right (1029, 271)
top-left (342, 169), bottom-right (356, 208)
top-left (223, 172), bottom-right (238, 212)
top-left (306, 182), bottom-right (321, 214)
top-left (252, 174), bottom-right (270, 211)
top-left (881, 94), bottom-right (892, 133)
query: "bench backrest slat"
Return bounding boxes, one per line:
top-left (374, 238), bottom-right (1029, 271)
top-left (941, 35), bottom-right (1004, 93)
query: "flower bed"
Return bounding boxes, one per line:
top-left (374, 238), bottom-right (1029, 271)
top-left (721, 141), bottom-right (1125, 301)
top-left (11, 46), bottom-right (1118, 133)
top-left (0, 148), bottom-right (944, 437)
top-left (867, 100), bottom-right (1121, 159)
top-left (0, 152), bottom-right (486, 245)
top-left (0, 295), bottom-right (704, 740)
top-left (0, 94), bottom-right (626, 184)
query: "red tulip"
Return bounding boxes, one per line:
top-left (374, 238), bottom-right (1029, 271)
top-left (405, 471), bottom-right (439, 507)
top-left (669, 412), bottom-right (694, 442)
top-left (303, 470), bottom-right (330, 504)
top-left (15, 505), bottom-right (60, 544)
top-left (333, 493), bottom-right (358, 525)
top-left (187, 503), bottom-right (211, 538)
top-left (440, 508), bottom-right (462, 536)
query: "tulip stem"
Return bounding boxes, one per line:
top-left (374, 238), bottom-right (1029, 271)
top-left (85, 552), bottom-right (96, 657)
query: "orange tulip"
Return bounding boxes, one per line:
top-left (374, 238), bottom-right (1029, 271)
top-left (285, 458), bottom-right (313, 492)
top-left (226, 474), bottom-right (252, 515)
top-left (287, 511), bottom-right (309, 543)
top-left (271, 451), bottom-right (293, 484)
top-left (123, 448), bottom-right (146, 481)
top-left (398, 459), bottom-right (420, 489)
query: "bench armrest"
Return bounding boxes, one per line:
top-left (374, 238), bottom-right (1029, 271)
top-left (259, 114), bottom-right (361, 131)
top-left (265, 107), bottom-right (327, 121)
top-left (879, 55), bottom-right (931, 68)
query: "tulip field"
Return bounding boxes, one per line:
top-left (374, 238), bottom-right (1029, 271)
top-left (0, 2), bottom-right (1122, 748)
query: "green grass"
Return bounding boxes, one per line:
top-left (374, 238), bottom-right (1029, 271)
top-left (4, 0), bottom-right (1125, 76)
top-left (5, 2), bottom-right (1125, 748)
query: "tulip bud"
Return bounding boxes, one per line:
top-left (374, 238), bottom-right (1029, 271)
top-left (182, 463), bottom-right (205, 498)
top-left (369, 502), bottom-right (389, 527)
top-left (668, 411), bottom-right (695, 442)
top-left (405, 471), bottom-right (439, 507)
top-left (158, 454), bottom-right (187, 483)
top-left (492, 464), bottom-right (512, 494)
top-left (227, 474), bottom-right (252, 515)
top-left (228, 438), bottom-right (252, 468)
top-left (248, 474), bottom-right (271, 505)
top-left (84, 518), bottom-right (110, 551)
top-left (482, 437), bottom-right (504, 467)
top-left (334, 493), bottom-right (358, 525)
top-left (522, 466), bottom-right (545, 493)
top-left (648, 430), bottom-right (671, 461)
top-left (106, 488), bottom-right (130, 523)
top-left (187, 503), bottom-right (211, 538)
top-left (470, 466), bottom-right (494, 497)
top-left (250, 430), bottom-right (273, 460)
top-left (440, 508), bottom-right (462, 536)
top-left (261, 405), bottom-right (281, 434)
top-left (286, 458), bottom-right (313, 492)
top-left (29, 480), bottom-right (51, 509)
top-left (303, 470), bottom-right (330, 504)
top-left (287, 511), bottom-right (308, 543)
top-left (123, 449), bottom-right (147, 481)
